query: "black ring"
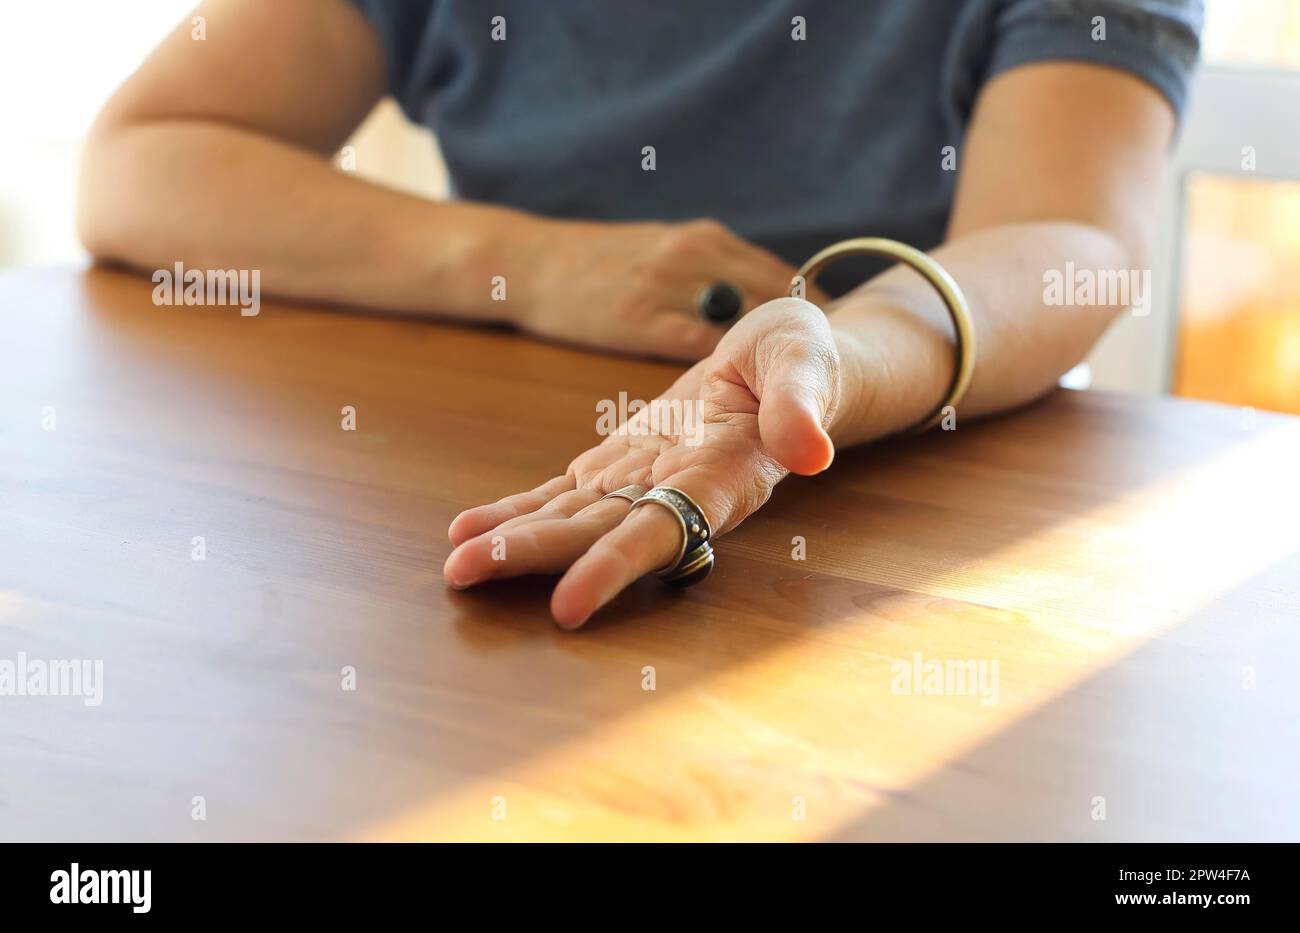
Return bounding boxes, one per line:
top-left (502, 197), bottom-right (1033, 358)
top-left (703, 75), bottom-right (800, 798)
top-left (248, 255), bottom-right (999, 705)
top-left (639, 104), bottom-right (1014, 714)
top-left (696, 282), bottom-right (743, 324)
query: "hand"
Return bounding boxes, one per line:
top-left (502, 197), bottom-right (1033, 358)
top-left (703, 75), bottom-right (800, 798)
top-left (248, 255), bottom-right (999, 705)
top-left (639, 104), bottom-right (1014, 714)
top-left (512, 218), bottom-right (829, 362)
top-left (444, 297), bottom-right (843, 627)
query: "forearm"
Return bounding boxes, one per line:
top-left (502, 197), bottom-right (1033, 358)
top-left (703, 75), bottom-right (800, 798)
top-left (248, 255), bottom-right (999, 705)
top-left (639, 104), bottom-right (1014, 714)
top-left (828, 221), bottom-right (1136, 446)
top-left (77, 120), bottom-right (543, 321)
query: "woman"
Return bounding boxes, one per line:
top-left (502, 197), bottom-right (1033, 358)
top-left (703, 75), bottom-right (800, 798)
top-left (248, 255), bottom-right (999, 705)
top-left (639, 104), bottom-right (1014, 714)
top-left (78, 0), bottom-right (1202, 626)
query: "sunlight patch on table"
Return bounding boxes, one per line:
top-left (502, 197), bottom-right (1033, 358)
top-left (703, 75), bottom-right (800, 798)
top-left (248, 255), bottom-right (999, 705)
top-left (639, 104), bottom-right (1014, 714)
top-left (366, 422), bottom-right (1300, 841)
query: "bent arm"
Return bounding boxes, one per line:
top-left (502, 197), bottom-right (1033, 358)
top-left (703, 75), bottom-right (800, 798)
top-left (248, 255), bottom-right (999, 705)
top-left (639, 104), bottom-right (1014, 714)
top-left (77, 0), bottom-right (542, 321)
top-left (826, 63), bottom-right (1175, 445)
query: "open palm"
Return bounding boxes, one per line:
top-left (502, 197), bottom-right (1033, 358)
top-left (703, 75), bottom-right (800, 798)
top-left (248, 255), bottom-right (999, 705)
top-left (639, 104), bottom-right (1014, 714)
top-left (444, 298), bottom-right (841, 627)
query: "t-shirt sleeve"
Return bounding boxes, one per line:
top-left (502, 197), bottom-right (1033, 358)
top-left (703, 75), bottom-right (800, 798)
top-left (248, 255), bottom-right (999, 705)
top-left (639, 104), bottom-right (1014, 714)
top-left (988, 0), bottom-right (1203, 117)
top-left (944, 0), bottom-right (1203, 128)
top-left (346, 0), bottom-right (437, 116)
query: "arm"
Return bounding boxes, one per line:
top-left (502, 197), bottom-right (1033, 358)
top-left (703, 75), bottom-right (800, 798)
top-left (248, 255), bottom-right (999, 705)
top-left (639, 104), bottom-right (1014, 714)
top-left (77, 0), bottom-right (810, 360)
top-left (828, 61), bottom-right (1174, 444)
top-left (442, 61), bottom-right (1181, 626)
top-left (77, 0), bottom-right (505, 318)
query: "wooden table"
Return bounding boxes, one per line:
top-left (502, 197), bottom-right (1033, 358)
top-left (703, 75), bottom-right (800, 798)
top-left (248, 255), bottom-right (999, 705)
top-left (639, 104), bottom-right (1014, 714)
top-left (2, 266), bottom-right (1297, 842)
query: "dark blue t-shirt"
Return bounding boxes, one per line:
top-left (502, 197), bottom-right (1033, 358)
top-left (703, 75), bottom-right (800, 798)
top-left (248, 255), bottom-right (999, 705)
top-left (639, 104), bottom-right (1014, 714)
top-left (349, 0), bottom-right (1201, 294)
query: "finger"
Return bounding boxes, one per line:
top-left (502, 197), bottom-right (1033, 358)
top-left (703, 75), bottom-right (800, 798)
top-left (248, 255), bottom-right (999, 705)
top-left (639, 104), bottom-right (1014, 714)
top-left (734, 265), bottom-right (820, 321)
top-left (550, 475), bottom-right (730, 629)
top-left (753, 299), bottom-right (840, 476)
top-left (443, 497), bottom-right (634, 588)
top-left (704, 256), bottom-right (792, 307)
top-left (667, 228), bottom-right (795, 317)
top-left (713, 230), bottom-right (792, 278)
top-left (448, 474), bottom-right (574, 546)
top-left (713, 239), bottom-right (824, 307)
top-left (686, 220), bottom-right (830, 309)
top-left (634, 311), bottom-right (725, 362)
top-left (487, 487), bottom-right (604, 534)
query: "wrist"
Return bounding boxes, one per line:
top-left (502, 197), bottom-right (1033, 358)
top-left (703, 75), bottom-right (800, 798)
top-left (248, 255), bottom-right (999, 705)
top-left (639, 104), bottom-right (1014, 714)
top-left (827, 328), bottom-right (876, 446)
top-left (397, 201), bottom-right (553, 326)
top-left (468, 209), bottom-right (560, 327)
top-left (827, 298), bottom-right (955, 445)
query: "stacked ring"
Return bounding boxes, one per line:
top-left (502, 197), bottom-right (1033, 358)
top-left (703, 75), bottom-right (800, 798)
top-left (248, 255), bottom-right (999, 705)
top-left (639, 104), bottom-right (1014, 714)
top-left (600, 484), bottom-right (649, 503)
top-left (629, 486), bottom-right (714, 587)
top-left (661, 541), bottom-right (714, 588)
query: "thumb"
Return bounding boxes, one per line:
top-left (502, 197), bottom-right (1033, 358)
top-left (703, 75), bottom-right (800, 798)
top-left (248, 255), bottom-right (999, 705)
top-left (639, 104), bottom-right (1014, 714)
top-left (752, 299), bottom-right (840, 476)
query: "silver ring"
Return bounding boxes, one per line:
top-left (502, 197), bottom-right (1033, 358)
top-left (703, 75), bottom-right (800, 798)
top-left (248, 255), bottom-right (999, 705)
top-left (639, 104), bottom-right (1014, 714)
top-left (628, 486), bottom-right (712, 575)
top-left (600, 484), bottom-right (649, 504)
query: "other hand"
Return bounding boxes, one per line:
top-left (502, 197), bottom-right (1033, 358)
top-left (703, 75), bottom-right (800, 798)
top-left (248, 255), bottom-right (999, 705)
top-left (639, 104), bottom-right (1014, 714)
top-left (513, 218), bottom-right (829, 361)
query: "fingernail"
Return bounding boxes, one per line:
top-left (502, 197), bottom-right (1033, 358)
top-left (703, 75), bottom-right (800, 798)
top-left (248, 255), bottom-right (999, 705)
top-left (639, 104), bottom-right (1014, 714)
top-left (555, 612), bottom-right (589, 630)
top-left (445, 569), bottom-right (482, 590)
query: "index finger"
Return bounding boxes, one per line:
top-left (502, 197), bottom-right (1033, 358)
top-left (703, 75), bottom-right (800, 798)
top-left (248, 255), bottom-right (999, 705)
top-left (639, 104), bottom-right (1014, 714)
top-left (718, 250), bottom-right (832, 311)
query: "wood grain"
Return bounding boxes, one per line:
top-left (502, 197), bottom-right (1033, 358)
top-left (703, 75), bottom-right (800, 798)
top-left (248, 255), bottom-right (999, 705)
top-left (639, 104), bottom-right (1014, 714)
top-left (1, 266), bottom-right (1297, 841)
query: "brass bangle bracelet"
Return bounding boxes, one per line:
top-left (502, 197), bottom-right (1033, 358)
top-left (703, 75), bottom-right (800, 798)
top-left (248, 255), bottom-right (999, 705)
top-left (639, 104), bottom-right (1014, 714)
top-left (797, 238), bottom-right (975, 435)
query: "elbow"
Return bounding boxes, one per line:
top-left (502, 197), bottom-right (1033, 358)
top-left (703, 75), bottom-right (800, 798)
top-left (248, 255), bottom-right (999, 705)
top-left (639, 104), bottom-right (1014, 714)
top-left (75, 128), bottom-right (120, 262)
top-left (76, 118), bottom-right (149, 265)
top-left (75, 203), bottom-right (116, 266)
top-left (1069, 219), bottom-right (1154, 325)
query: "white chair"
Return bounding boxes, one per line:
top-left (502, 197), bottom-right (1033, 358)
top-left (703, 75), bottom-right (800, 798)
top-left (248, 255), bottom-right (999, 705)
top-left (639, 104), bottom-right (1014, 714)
top-left (1087, 65), bottom-right (1300, 395)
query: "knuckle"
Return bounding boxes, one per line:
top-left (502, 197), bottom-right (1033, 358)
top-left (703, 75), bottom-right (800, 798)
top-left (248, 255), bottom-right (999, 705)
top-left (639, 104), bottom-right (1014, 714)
top-left (652, 234), bottom-right (693, 264)
top-left (569, 453), bottom-right (607, 483)
top-left (572, 466), bottom-right (605, 488)
top-left (658, 219), bottom-right (726, 260)
top-left (686, 218), bottom-right (727, 239)
top-left (807, 338), bottom-right (842, 380)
